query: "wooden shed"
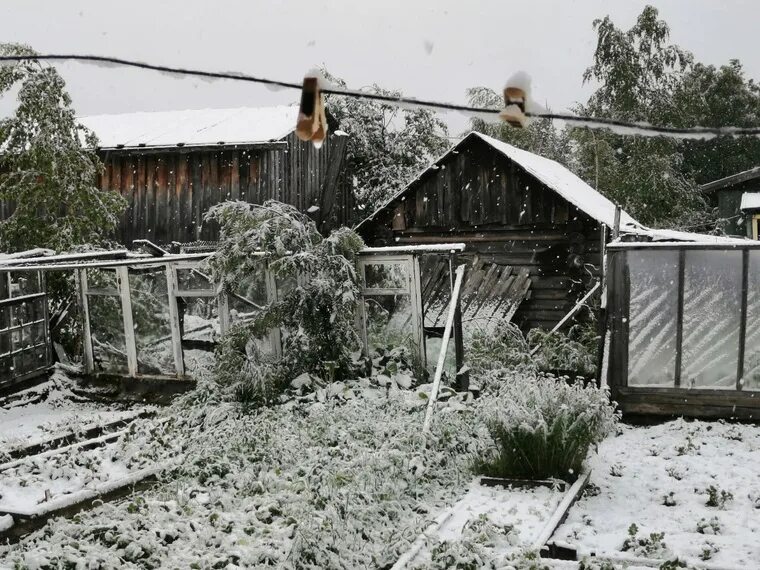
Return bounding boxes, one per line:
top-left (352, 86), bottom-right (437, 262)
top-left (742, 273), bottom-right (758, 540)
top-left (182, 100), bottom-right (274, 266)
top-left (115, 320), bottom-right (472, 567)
top-left (700, 167), bottom-right (760, 239)
top-left (356, 132), bottom-right (640, 331)
top-left (79, 106), bottom-right (353, 246)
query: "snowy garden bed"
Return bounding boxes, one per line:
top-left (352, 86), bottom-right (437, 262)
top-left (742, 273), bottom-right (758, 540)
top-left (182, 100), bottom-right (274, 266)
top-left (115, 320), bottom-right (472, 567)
top-left (552, 419), bottom-right (760, 568)
top-left (0, 371), bottom-right (142, 454)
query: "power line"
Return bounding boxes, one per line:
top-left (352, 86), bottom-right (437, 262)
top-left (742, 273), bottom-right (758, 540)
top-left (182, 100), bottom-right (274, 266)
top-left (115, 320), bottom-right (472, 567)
top-left (2, 53), bottom-right (760, 139)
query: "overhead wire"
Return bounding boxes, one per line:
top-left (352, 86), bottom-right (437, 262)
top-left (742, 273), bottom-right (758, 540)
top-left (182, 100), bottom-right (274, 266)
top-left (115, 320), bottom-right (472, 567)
top-left (2, 53), bottom-right (760, 139)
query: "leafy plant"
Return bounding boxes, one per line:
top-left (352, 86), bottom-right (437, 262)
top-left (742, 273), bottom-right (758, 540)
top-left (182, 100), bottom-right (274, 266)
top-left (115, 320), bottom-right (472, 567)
top-left (528, 323), bottom-right (598, 377)
top-left (704, 485), bottom-right (733, 509)
top-left (622, 523), bottom-right (669, 558)
top-left (696, 516), bottom-right (721, 535)
top-left (204, 200), bottom-right (365, 406)
top-left (0, 44), bottom-right (126, 252)
top-left (474, 372), bottom-right (618, 481)
top-left (699, 540), bottom-right (720, 561)
top-left (467, 321), bottom-right (537, 375)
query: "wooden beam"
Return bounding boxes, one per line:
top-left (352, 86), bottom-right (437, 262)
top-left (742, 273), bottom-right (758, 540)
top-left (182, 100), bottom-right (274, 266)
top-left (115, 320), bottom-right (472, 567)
top-left (76, 269), bottom-right (94, 374)
top-left (165, 265), bottom-right (185, 377)
top-left (422, 264), bottom-right (466, 434)
top-left (116, 267), bottom-right (138, 377)
top-left (317, 133), bottom-right (348, 232)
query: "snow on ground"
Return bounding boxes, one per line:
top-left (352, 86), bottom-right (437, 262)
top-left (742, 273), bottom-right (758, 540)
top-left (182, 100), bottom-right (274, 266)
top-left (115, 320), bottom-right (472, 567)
top-left (0, 379), bottom-right (491, 569)
top-left (0, 370), bottom-right (141, 453)
top-left (403, 480), bottom-right (564, 568)
top-left (553, 419), bottom-right (760, 567)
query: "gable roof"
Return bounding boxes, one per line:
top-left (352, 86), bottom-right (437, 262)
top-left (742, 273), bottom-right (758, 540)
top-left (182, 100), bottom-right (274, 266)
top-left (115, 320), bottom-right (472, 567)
top-left (699, 167), bottom-right (760, 193)
top-left (356, 131), bottom-right (638, 230)
top-left (356, 131), bottom-right (747, 245)
top-left (78, 105), bottom-right (298, 150)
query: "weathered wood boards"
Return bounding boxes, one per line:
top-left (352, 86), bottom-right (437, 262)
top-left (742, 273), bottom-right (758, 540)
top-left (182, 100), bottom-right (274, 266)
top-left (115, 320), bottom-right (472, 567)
top-left (359, 134), bottom-right (601, 330)
top-left (98, 131), bottom-right (353, 245)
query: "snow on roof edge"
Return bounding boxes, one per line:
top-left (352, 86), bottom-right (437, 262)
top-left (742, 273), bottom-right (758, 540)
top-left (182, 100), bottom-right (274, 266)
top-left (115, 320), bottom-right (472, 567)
top-left (77, 105), bottom-right (299, 149)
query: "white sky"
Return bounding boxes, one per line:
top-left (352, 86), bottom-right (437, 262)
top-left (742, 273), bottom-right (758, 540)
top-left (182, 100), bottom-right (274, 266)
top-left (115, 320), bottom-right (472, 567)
top-left (1, 0), bottom-right (759, 134)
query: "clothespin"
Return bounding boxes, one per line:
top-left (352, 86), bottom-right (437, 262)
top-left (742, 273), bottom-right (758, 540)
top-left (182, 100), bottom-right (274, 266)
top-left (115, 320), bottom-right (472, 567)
top-left (296, 71), bottom-right (328, 148)
top-left (499, 71), bottom-right (530, 128)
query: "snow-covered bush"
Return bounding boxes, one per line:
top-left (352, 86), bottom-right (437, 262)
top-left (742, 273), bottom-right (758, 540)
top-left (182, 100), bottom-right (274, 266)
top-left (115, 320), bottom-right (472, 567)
top-left (528, 321), bottom-right (598, 377)
top-left (467, 321), bottom-right (537, 375)
top-left (474, 372), bottom-right (618, 481)
top-left (204, 200), bottom-right (365, 405)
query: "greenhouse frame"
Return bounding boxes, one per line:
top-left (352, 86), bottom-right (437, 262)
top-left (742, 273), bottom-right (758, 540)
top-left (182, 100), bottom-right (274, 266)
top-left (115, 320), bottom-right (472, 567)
top-left (606, 241), bottom-right (760, 419)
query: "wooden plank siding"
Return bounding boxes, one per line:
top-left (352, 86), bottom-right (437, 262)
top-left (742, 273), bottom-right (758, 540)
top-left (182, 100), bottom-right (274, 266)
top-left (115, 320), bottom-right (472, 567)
top-left (97, 130), bottom-right (353, 246)
top-left (358, 135), bottom-right (602, 330)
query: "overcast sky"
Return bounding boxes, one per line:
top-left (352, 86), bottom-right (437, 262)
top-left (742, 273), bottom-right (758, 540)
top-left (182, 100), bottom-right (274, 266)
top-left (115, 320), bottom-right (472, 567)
top-left (1, 0), bottom-right (759, 134)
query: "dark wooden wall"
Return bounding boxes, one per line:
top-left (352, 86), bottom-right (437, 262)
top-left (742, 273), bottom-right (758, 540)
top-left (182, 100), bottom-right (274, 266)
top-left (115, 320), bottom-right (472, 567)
top-left (99, 131), bottom-right (353, 246)
top-left (358, 135), bottom-right (602, 330)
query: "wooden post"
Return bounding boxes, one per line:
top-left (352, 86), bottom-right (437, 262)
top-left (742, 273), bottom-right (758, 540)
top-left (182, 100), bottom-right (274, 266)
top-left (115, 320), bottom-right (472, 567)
top-left (116, 267), bottom-right (138, 377)
top-left (218, 292), bottom-right (230, 336)
top-left (423, 264), bottom-right (466, 434)
top-left (410, 256), bottom-right (426, 368)
top-left (737, 248), bottom-right (749, 390)
top-left (612, 205), bottom-right (621, 240)
top-left (76, 269), bottom-right (94, 374)
top-left (449, 253), bottom-right (467, 391)
top-left (165, 264), bottom-right (185, 377)
top-left (264, 265), bottom-right (282, 357)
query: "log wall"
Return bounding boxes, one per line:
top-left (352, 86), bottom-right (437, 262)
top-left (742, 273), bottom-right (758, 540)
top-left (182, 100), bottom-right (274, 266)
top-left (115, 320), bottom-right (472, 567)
top-left (358, 135), bottom-right (602, 330)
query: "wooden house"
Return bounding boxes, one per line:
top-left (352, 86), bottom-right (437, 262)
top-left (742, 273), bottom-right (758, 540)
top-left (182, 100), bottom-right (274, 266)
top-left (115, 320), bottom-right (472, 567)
top-left (356, 131), bottom-right (638, 330)
top-left (79, 106), bottom-right (353, 246)
top-left (700, 167), bottom-right (760, 239)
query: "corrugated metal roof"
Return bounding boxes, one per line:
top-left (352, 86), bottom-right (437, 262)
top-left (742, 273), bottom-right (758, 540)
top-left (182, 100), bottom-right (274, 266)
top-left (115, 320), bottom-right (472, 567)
top-left (78, 105), bottom-right (298, 149)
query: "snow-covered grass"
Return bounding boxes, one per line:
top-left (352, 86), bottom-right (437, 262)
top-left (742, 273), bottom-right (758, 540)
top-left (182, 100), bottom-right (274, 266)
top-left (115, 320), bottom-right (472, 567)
top-left (552, 419), bottom-right (760, 567)
top-left (0, 373), bottom-right (492, 569)
top-left (0, 369), bottom-right (141, 454)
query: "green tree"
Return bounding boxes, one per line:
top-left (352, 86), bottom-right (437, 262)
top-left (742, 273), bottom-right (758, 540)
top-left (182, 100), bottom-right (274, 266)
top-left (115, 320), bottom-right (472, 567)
top-left (205, 200), bottom-right (364, 406)
top-left (466, 86), bottom-right (573, 167)
top-left (0, 43), bottom-right (126, 252)
top-left (324, 73), bottom-right (449, 215)
top-left (665, 60), bottom-right (760, 185)
top-left (575, 6), bottom-right (709, 229)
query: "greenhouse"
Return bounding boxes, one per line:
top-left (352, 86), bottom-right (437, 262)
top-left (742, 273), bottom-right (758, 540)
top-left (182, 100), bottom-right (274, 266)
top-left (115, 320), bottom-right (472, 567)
top-left (605, 241), bottom-right (760, 419)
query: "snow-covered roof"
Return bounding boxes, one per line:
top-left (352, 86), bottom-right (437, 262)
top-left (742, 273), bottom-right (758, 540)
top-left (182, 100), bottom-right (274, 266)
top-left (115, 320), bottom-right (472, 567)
top-left (77, 106), bottom-right (298, 150)
top-left (472, 132), bottom-right (639, 228)
top-left (740, 192), bottom-right (760, 210)
top-left (356, 131), bottom-right (745, 246)
top-left (356, 131), bottom-right (638, 230)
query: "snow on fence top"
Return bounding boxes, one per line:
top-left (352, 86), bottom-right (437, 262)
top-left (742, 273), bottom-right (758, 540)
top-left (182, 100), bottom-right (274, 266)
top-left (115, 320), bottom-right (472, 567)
top-left (77, 105), bottom-right (299, 150)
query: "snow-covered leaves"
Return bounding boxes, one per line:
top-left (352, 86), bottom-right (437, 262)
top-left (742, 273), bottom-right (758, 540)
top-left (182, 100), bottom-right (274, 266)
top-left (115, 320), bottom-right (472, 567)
top-left (205, 201), bottom-right (365, 406)
top-left (0, 43), bottom-right (126, 252)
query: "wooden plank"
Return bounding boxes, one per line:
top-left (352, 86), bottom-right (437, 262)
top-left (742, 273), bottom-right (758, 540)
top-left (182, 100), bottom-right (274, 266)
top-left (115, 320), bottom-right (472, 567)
top-left (164, 265), bottom-right (184, 377)
top-left (116, 267), bottom-right (138, 377)
top-left (76, 270), bottom-right (94, 374)
top-left (422, 264), bottom-right (465, 434)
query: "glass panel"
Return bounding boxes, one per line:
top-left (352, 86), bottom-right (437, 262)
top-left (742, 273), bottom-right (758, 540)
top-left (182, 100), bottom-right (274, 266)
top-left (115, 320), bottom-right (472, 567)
top-left (365, 294), bottom-right (417, 356)
top-left (626, 250), bottom-right (679, 387)
top-left (180, 297), bottom-right (220, 342)
top-left (743, 251), bottom-right (760, 390)
top-left (9, 272), bottom-right (41, 297)
top-left (363, 262), bottom-right (409, 290)
top-left (176, 268), bottom-right (214, 292)
top-left (419, 254), bottom-right (455, 378)
top-left (682, 250), bottom-right (742, 389)
top-left (87, 268), bottom-right (119, 295)
top-left (229, 273), bottom-right (268, 318)
top-left (88, 294), bottom-right (128, 374)
top-left (130, 270), bottom-right (175, 375)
